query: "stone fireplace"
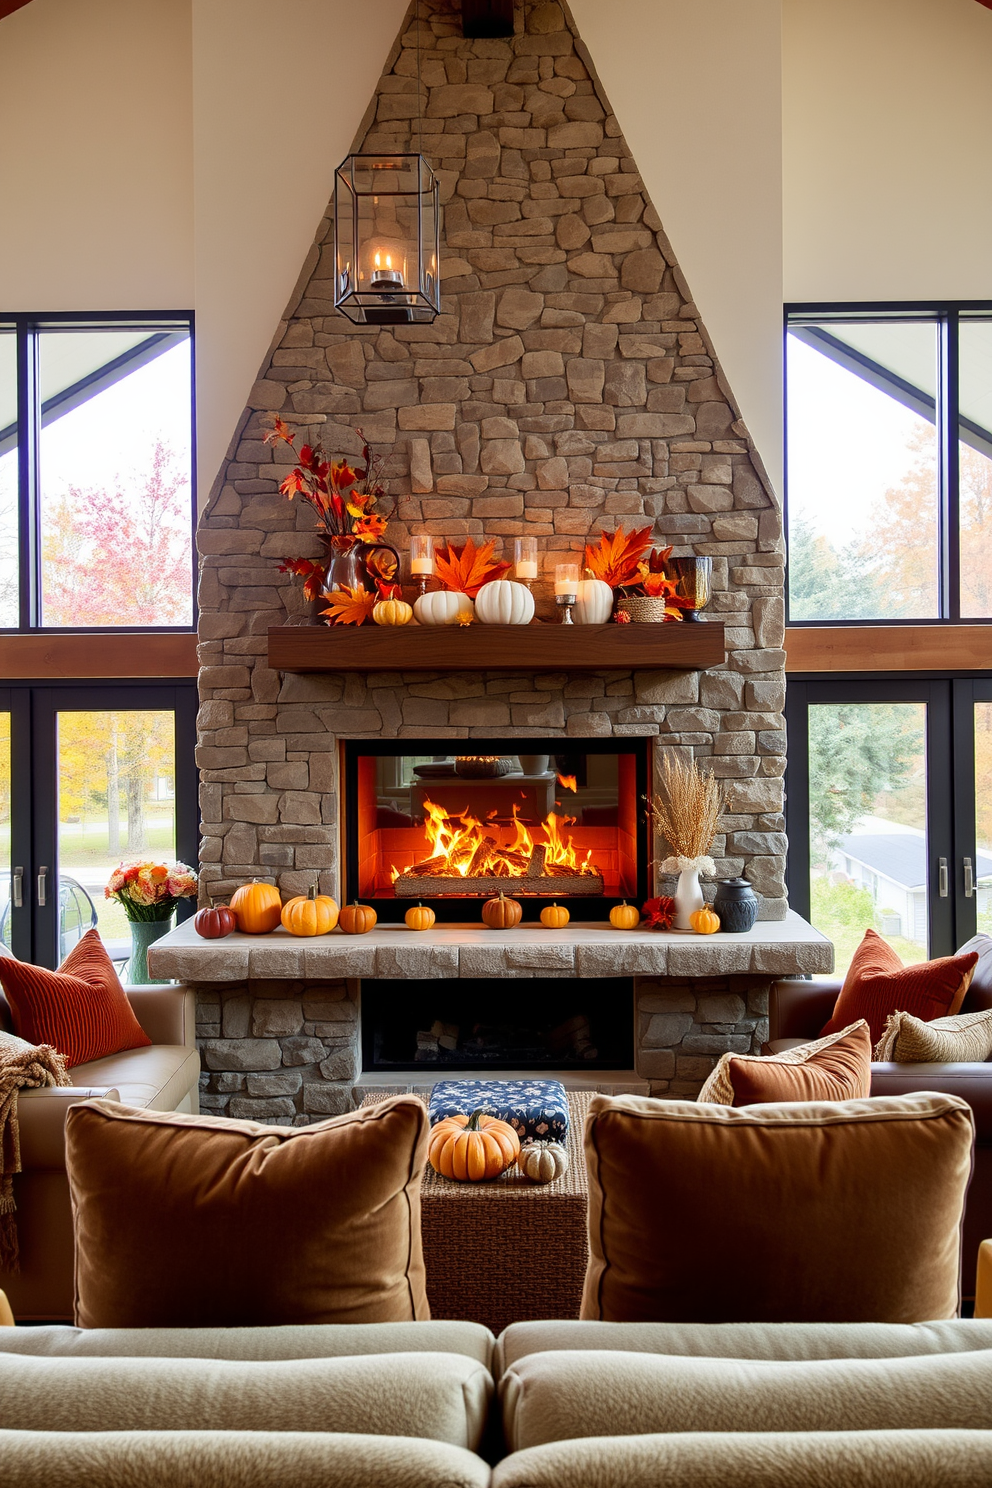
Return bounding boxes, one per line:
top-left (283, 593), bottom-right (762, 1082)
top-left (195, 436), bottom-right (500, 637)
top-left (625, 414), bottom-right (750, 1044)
top-left (156, 0), bottom-right (831, 1125)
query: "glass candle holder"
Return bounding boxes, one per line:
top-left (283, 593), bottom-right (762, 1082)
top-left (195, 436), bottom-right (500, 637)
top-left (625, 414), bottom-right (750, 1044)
top-left (554, 562), bottom-right (580, 624)
top-left (514, 536), bottom-right (539, 588)
top-left (667, 556), bottom-right (712, 621)
top-left (409, 534), bottom-right (435, 595)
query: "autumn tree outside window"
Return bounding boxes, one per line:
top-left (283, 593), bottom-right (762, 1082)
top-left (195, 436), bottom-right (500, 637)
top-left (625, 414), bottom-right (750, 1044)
top-left (785, 304), bottom-right (992, 625)
top-left (0, 314), bottom-right (195, 632)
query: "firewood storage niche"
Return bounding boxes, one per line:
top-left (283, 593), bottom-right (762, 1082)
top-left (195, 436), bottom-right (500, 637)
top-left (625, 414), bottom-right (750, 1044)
top-left (343, 738), bottom-right (649, 923)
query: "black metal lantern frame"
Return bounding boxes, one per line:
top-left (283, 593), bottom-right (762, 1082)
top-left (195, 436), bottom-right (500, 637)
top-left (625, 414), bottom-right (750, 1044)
top-left (333, 153), bottom-right (441, 325)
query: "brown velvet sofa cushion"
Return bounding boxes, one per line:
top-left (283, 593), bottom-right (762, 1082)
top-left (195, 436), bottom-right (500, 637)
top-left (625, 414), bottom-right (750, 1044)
top-left (65, 1096), bottom-right (430, 1329)
top-left (581, 1091), bottom-right (974, 1325)
top-left (698, 1021), bottom-right (872, 1105)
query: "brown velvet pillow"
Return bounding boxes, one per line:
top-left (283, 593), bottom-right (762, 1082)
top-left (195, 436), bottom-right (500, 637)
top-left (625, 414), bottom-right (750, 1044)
top-left (581, 1091), bottom-right (974, 1325)
top-left (698, 1021), bottom-right (872, 1106)
top-left (822, 929), bottom-right (978, 1047)
top-left (65, 1096), bottom-right (430, 1328)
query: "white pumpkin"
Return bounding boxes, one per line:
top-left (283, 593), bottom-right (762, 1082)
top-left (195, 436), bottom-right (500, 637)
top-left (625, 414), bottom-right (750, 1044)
top-left (474, 579), bottom-right (535, 626)
top-left (574, 578), bottom-right (614, 625)
top-left (519, 1141), bottom-right (569, 1184)
top-left (413, 590), bottom-right (474, 626)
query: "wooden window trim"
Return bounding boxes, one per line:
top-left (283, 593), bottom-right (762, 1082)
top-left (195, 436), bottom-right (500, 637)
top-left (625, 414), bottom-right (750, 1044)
top-left (786, 625), bottom-right (991, 673)
top-left (0, 633), bottom-right (198, 679)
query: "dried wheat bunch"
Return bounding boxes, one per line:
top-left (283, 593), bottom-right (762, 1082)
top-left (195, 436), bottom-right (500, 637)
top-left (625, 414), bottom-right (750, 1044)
top-left (648, 752), bottom-right (724, 869)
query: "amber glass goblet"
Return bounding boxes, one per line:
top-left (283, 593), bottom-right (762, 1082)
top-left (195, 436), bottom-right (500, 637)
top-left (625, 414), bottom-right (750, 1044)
top-left (668, 556), bottom-right (712, 621)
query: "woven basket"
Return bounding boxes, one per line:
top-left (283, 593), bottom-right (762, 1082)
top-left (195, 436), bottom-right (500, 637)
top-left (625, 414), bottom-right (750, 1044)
top-left (455, 756), bottom-right (515, 778)
top-left (613, 596), bottom-right (672, 623)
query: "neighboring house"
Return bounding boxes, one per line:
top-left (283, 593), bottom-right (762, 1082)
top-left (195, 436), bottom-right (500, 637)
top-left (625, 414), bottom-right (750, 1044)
top-left (832, 831), bottom-right (992, 944)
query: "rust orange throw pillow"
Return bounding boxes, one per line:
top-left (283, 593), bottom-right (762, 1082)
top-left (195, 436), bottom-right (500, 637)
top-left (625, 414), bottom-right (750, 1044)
top-left (822, 929), bottom-right (978, 1048)
top-left (0, 929), bottom-right (151, 1067)
top-left (698, 1021), bottom-right (872, 1106)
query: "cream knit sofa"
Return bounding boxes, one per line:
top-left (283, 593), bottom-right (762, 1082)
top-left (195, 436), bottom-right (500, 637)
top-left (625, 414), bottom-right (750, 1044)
top-left (6, 1319), bottom-right (992, 1486)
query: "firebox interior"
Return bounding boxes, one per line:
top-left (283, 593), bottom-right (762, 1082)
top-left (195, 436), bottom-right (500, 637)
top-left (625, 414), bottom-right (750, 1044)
top-left (343, 738), bottom-right (649, 922)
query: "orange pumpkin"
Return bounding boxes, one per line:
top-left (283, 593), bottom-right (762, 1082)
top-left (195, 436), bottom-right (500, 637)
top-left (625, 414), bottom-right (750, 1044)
top-left (339, 901), bottom-right (377, 935)
top-left (404, 902), bottom-right (435, 932)
top-left (230, 880), bottom-right (282, 934)
top-left (609, 901), bottom-right (640, 930)
top-left (481, 892), bottom-right (522, 930)
top-left (690, 905), bottom-right (721, 935)
top-left (428, 1109), bottom-right (521, 1181)
top-left (281, 884), bottom-right (339, 937)
top-left (540, 903), bottom-right (570, 929)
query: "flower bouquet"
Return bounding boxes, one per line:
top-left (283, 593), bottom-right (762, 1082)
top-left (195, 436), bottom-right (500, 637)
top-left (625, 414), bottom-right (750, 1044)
top-left (105, 860), bottom-right (198, 985)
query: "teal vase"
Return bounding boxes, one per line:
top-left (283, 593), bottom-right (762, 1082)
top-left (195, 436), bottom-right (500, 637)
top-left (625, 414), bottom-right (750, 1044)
top-left (127, 917), bottom-right (174, 985)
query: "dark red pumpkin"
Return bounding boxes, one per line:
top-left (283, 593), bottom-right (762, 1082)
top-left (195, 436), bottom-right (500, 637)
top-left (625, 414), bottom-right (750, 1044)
top-left (194, 905), bottom-right (236, 939)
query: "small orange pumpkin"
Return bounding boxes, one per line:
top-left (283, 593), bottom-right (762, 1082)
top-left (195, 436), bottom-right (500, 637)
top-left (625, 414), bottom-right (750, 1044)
top-left (230, 880), bottom-right (282, 934)
top-left (281, 883), bottom-right (339, 937)
top-left (609, 901), bottom-right (640, 930)
top-left (339, 900), bottom-right (377, 935)
top-left (540, 902), bottom-right (570, 929)
top-left (690, 905), bottom-right (721, 935)
top-left (404, 902), bottom-right (436, 932)
top-left (428, 1109), bottom-right (521, 1182)
top-left (481, 892), bottom-right (523, 929)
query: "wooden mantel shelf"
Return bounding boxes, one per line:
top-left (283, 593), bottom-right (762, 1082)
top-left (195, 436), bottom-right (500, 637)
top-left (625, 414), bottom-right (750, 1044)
top-left (267, 621), bottom-right (726, 673)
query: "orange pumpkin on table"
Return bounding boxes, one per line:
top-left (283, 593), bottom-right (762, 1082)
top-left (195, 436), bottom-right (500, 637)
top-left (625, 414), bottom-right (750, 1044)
top-left (482, 892), bottom-right (522, 929)
top-left (609, 901), bottom-right (640, 930)
top-left (404, 902), bottom-right (435, 932)
top-left (230, 880), bottom-right (282, 934)
top-left (339, 901), bottom-right (377, 935)
top-left (428, 1109), bottom-right (521, 1181)
top-left (281, 884), bottom-right (339, 937)
top-left (540, 903), bottom-right (569, 929)
top-left (690, 905), bottom-right (721, 935)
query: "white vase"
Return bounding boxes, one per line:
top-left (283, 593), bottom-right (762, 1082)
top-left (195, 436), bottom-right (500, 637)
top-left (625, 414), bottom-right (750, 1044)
top-left (673, 866), bottom-right (704, 930)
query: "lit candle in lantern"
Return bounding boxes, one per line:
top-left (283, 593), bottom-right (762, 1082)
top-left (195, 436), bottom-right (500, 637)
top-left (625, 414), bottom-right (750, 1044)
top-left (370, 250), bottom-right (405, 292)
top-left (514, 536), bottom-right (538, 582)
top-left (410, 534), bottom-right (434, 595)
top-left (554, 563), bottom-right (580, 596)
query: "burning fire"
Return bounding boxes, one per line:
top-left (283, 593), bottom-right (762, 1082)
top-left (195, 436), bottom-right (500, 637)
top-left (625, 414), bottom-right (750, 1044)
top-left (557, 773), bottom-right (577, 792)
top-left (390, 799), bottom-right (595, 883)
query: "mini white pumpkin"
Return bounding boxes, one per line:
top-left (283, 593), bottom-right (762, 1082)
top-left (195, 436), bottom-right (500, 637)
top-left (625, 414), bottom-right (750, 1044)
top-left (574, 577), bottom-right (614, 625)
top-left (474, 579), bottom-right (535, 626)
top-left (413, 590), bottom-right (474, 626)
top-left (519, 1141), bottom-right (569, 1184)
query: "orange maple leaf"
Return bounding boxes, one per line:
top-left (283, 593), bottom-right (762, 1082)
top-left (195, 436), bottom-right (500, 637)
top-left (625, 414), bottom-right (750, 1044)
top-left (638, 569), bottom-right (678, 599)
top-left (319, 585), bottom-right (377, 626)
top-left (434, 537), bottom-right (511, 598)
top-left (583, 526), bottom-right (653, 587)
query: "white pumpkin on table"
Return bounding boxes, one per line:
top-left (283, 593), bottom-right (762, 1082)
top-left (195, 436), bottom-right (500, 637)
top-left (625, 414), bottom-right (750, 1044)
top-left (474, 579), bottom-right (535, 626)
top-left (413, 590), bottom-right (475, 626)
top-left (573, 574), bottom-right (614, 625)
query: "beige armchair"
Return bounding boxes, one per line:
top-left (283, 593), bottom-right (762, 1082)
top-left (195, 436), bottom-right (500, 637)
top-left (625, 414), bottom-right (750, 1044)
top-left (0, 983), bottom-right (200, 1322)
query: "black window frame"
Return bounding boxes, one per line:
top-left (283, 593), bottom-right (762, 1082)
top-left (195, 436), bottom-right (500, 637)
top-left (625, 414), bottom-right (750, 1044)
top-left (784, 300), bottom-right (992, 629)
top-left (0, 309), bottom-right (197, 634)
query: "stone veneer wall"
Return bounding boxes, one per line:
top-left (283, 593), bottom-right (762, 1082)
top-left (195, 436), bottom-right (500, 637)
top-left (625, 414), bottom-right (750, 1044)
top-left (196, 0), bottom-right (787, 917)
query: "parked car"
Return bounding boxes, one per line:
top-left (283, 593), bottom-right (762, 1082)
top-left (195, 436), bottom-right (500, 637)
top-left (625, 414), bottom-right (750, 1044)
top-left (0, 873), bottom-right (99, 962)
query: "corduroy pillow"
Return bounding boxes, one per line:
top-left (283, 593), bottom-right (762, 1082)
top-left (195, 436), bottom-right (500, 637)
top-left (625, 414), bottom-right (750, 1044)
top-left (0, 930), bottom-right (150, 1067)
top-left (65, 1096), bottom-right (431, 1329)
top-left (581, 1091), bottom-right (974, 1324)
top-left (875, 1007), bottom-right (992, 1064)
top-left (821, 929), bottom-right (978, 1047)
top-left (698, 1021), bottom-right (871, 1105)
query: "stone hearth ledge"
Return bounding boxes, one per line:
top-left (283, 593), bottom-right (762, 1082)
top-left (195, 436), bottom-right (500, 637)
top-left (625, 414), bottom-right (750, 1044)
top-left (148, 910), bottom-right (832, 982)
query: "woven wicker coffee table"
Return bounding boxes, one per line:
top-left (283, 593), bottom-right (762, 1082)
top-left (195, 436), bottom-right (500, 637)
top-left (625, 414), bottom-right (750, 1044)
top-left (363, 1090), bottom-right (592, 1335)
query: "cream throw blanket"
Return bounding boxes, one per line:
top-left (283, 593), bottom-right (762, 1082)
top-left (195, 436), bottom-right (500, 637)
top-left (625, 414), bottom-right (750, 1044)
top-left (0, 1030), bottom-right (70, 1268)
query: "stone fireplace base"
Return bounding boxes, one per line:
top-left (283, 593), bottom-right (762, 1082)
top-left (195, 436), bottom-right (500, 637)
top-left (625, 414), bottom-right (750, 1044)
top-left (150, 914), bottom-right (832, 1123)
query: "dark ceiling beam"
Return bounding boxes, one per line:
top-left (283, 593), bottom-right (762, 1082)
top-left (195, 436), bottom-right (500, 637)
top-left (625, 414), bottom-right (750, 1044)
top-left (0, 1), bottom-right (33, 19)
top-left (461, 0), bottom-right (515, 39)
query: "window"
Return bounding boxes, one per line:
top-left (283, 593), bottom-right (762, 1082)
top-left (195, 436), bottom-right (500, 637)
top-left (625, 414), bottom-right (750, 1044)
top-left (785, 304), bottom-right (992, 624)
top-left (0, 314), bottom-right (195, 631)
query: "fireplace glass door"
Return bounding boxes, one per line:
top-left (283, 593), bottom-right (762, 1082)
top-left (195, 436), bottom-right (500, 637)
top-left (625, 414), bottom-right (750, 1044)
top-left (344, 739), bottom-right (648, 922)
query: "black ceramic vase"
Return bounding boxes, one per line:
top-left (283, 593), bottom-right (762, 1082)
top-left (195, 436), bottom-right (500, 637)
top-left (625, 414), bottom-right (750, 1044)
top-left (713, 877), bottom-right (759, 934)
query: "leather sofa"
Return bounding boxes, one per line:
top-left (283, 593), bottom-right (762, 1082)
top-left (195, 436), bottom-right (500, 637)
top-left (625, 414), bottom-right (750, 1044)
top-left (0, 979), bottom-right (201, 1322)
top-left (767, 933), bottom-right (992, 1298)
top-left (4, 1318), bottom-right (992, 1486)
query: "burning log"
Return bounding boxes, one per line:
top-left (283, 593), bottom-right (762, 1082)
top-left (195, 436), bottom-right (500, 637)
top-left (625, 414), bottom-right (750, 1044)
top-left (524, 843), bottom-right (547, 879)
top-left (467, 834), bottom-right (498, 877)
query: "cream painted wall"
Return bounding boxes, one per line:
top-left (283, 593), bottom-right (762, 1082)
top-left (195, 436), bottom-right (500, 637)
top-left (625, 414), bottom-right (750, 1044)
top-left (0, 0), bottom-right (194, 309)
top-left (191, 0), bottom-right (408, 501)
top-left (783, 0), bottom-right (992, 302)
top-left (571, 0), bottom-right (784, 499)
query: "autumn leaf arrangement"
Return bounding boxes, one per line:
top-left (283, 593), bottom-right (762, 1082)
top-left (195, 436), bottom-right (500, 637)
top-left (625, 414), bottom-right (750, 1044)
top-left (263, 418), bottom-right (396, 613)
top-left (433, 537), bottom-right (512, 609)
top-left (584, 525), bottom-right (691, 620)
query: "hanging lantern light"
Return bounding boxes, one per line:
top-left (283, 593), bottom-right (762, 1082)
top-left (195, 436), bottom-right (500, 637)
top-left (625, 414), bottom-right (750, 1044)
top-left (333, 153), bottom-right (440, 325)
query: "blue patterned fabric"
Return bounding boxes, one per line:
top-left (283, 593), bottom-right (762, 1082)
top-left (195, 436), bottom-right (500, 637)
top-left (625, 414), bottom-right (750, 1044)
top-left (428, 1079), bottom-right (569, 1143)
